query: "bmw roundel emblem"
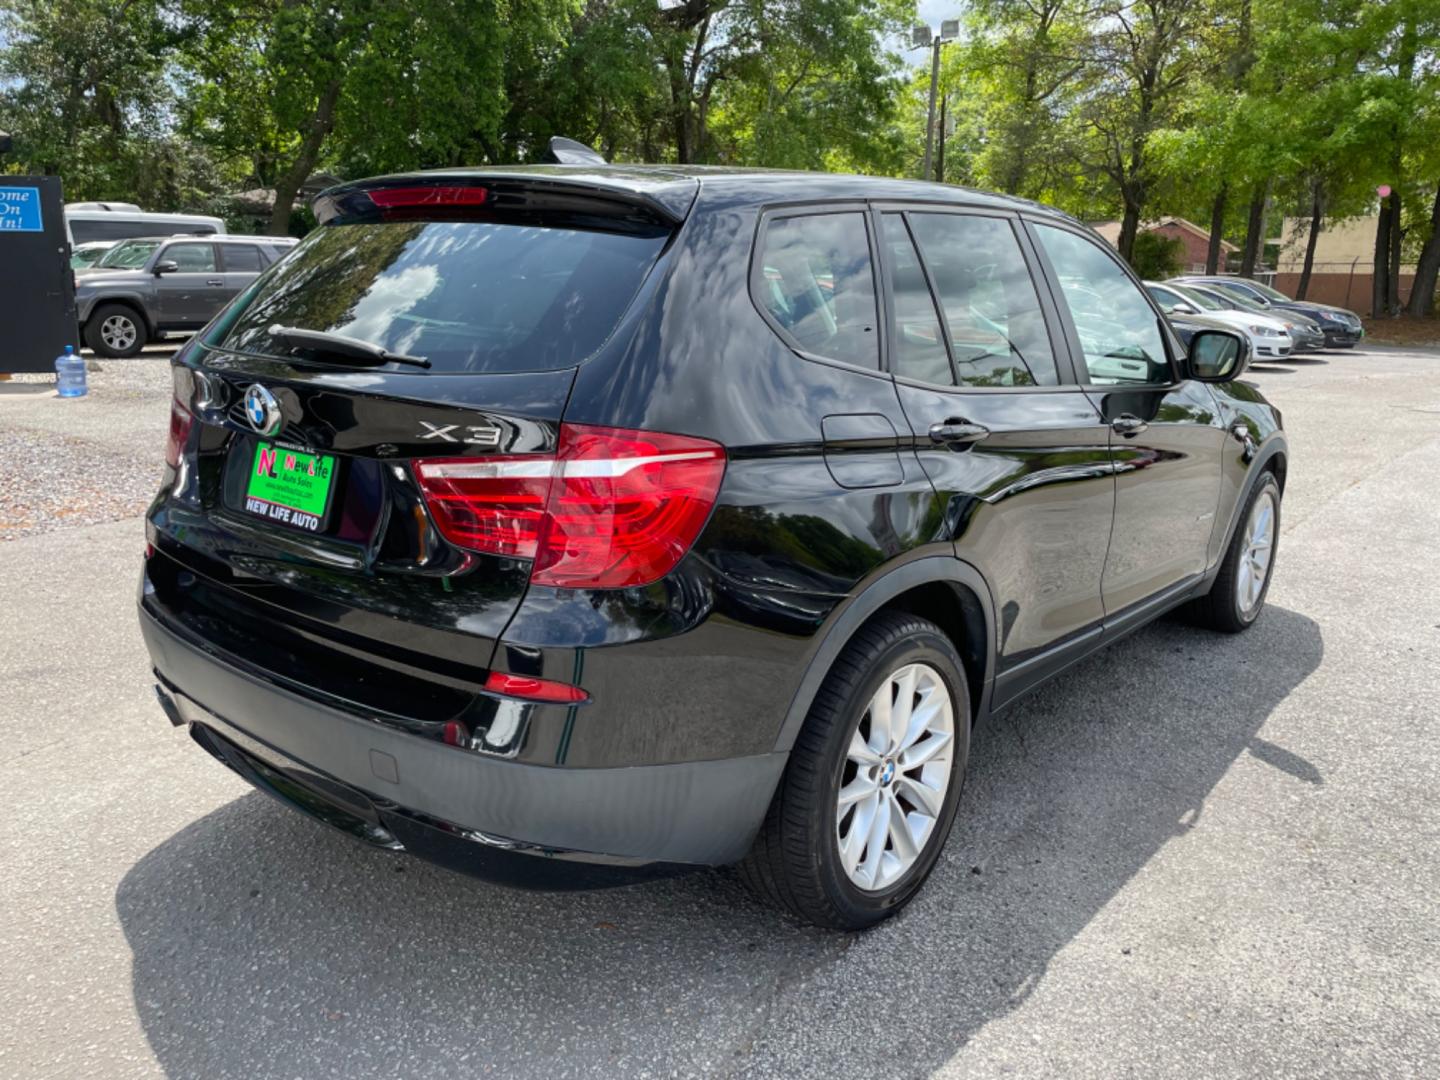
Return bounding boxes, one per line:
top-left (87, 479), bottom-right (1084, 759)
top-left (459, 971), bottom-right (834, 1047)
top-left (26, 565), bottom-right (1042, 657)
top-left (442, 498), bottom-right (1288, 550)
top-left (243, 384), bottom-right (282, 436)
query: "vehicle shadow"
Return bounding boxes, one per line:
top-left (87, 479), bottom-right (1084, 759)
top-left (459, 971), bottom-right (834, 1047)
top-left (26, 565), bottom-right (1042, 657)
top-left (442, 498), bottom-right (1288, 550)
top-left (115, 606), bottom-right (1323, 1078)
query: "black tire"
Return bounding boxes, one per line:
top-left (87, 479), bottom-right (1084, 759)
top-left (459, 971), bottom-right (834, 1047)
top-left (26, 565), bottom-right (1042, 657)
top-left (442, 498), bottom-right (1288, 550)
top-left (739, 611), bottom-right (970, 930)
top-left (1187, 471), bottom-right (1281, 634)
top-left (84, 303), bottom-right (147, 358)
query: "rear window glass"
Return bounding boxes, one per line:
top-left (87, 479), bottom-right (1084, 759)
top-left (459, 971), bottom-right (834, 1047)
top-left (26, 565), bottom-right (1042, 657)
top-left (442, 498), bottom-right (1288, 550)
top-left (214, 220), bottom-right (669, 374)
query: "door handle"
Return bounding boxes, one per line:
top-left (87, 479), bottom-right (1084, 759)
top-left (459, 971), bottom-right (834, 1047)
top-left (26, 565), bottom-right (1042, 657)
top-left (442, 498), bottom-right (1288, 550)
top-left (206, 278), bottom-right (224, 286)
top-left (928, 419), bottom-right (990, 445)
top-left (1111, 414), bottom-right (1148, 437)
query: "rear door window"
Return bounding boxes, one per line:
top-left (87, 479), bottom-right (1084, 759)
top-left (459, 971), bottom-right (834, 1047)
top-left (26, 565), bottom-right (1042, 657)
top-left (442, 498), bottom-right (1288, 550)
top-left (878, 215), bottom-right (950, 385)
top-left (909, 213), bottom-right (1059, 387)
top-left (214, 220), bottom-right (669, 374)
top-left (755, 212), bottom-right (879, 369)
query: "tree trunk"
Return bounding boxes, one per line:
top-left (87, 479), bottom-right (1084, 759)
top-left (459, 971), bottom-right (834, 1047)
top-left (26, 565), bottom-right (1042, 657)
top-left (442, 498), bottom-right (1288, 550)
top-left (1296, 182), bottom-right (1323, 300)
top-left (1387, 190), bottom-right (1403, 314)
top-left (1117, 198), bottom-right (1141, 264)
top-left (1206, 183), bottom-right (1227, 274)
top-left (1372, 202), bottom-right (1391, 317)
top-left (268, 78), bottom-right (342, 236)
top-left (1405, 181), bottom-right (1440, 316)
top-left (1240, 184), bottom-right (1266, 276)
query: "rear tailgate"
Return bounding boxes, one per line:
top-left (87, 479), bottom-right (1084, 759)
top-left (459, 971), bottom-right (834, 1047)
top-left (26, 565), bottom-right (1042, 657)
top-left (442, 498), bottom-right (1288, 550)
top-left (144, 172), bottom-right (687, 733)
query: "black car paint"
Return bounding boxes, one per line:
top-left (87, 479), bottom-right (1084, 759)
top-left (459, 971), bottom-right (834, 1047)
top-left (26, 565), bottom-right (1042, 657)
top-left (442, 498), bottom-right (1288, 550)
top-left (141, 166), bottom-right (1286, 883)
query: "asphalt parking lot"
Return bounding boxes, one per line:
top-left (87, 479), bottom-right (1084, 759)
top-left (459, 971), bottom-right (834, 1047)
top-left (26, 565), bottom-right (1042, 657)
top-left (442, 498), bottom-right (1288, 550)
top-left (2, 343), bottom-right (1438, 1078)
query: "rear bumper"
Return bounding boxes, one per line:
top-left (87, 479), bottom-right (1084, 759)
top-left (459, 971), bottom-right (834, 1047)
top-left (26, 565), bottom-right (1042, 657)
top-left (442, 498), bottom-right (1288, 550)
top-left (140, 602), bottom-right (785, 877)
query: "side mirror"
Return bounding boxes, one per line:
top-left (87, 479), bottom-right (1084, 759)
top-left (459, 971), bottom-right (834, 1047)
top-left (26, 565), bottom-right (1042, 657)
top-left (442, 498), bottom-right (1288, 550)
top-left (154, 260), bottom-right (178, 275)
top-left (1173, 303), bottom-right (1197, 314)
top-left (1187, 328), bottom-right (1249, 382)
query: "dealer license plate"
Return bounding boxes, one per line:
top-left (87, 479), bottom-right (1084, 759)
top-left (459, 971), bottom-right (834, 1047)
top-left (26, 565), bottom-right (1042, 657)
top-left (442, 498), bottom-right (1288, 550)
top-left (242, 442), bottom-right (336, 533)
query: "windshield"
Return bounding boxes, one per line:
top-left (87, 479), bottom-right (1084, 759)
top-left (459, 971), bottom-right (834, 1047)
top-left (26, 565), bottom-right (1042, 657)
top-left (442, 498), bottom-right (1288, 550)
top-left (1246, 280), bottom-right (1291, 302)
top-left (213, 219), bottom-right (669, 374)
top-left (1174, 284), bottom-right (1224, 312)
top-left (98, 239), bottom-right (161, 269)
top-left (1221, 291), bottom-right (1272, 315)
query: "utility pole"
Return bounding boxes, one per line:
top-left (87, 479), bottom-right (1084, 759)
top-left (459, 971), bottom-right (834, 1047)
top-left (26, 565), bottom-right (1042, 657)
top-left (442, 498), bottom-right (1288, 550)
top-left (913, 22), bottom-right (958, 182)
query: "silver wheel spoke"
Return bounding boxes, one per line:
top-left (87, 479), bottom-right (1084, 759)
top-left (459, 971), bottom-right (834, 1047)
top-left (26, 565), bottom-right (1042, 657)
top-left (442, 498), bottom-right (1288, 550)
top-left (858, 793), bottom-right (891, 889)
top-left (896, 775), bottom-right (943, 818)
top-left (866, 683), bottom-right (893, 754)
top-left (848, 730), bottom-right (881, 766)
top-left (899, 729), bottom-right (952, 771)
top-left (837, 776), bottom-right (877, 808)
top-left (887, 794), bottom-right (920, 864)
top-left (840, 793), bottom-right (878, 878)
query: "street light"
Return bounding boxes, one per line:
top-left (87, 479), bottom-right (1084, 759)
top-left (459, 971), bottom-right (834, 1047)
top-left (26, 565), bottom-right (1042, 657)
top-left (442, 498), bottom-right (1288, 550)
top-left (914, 21), bottom-right (960, 182)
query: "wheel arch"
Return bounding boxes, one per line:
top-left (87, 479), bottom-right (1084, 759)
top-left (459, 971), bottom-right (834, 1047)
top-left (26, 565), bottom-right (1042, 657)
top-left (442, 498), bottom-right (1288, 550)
top-left (85, 295), bottom-right (154, 336)
top-left (772, 555), bottom-right (996, 754)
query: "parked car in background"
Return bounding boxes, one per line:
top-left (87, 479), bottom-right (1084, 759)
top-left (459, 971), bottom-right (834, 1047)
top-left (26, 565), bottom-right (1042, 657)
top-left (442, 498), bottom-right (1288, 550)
top-left (1173, 275), bottom-right (1363, 348)
top-left (1146, 281), bottom-right (1293, 361)
top-left (77, 234), bottom-right (297, 357)
top-left (69, 240), bottom-right (116, 269)
top-left (1170, 281), bottom-right (1327, 352)
top-left (64, 202), bottom-right (227, 246)
top-left (140, 163), bottom-right (1286, 930)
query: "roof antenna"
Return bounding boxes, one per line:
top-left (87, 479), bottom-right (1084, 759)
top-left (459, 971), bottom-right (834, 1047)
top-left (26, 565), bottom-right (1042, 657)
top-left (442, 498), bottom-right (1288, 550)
top-left (545, 137), bottom-right (608, 166)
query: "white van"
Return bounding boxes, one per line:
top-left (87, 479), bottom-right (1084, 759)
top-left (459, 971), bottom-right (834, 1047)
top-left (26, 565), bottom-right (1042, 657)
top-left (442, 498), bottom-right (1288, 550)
top-left (64, 202), bottom-right (227, 245)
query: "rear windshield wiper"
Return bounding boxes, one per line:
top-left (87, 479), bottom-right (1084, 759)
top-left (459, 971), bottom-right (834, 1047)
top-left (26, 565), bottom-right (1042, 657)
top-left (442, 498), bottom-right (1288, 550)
top-left (268, 324), bottom-right (431, 369)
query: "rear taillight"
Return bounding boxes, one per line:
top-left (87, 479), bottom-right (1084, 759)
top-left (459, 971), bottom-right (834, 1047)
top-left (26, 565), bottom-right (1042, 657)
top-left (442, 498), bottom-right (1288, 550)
top-left (164, 396), bottom-right (193, 468)
top-left (414, 423), bottom-right (726, 589)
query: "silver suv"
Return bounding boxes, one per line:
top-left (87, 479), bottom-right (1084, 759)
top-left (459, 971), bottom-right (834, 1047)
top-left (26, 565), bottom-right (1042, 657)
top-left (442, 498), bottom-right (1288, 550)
top-left (76, 234), bottom-right (298, 357)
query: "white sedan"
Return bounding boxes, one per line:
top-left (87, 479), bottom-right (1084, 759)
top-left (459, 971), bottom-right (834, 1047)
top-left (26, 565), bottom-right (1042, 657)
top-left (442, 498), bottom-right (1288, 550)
top-left (1145, 281), bottom-right (1294, 360)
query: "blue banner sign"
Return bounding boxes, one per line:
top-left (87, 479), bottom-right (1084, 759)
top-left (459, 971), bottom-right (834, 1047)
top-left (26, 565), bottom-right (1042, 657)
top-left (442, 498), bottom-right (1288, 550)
top-left (0, 187), bottom-right (44, 232)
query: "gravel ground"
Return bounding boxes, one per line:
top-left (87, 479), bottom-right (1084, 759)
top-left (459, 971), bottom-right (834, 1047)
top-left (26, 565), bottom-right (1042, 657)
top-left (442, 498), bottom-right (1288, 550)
top-left (2, 344), bottom-right (1438, 1079)
top-left (0, 349), bottom-right (174, 540)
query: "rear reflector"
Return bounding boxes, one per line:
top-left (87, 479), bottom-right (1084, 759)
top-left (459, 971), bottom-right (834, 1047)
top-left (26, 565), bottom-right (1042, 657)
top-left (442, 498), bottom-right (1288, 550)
top-left (367, 185), bottom-right (489, 209)
top-left (484, 671), bottom-right (588, 704)
top-left (414, 423), bottom-right (726, 589)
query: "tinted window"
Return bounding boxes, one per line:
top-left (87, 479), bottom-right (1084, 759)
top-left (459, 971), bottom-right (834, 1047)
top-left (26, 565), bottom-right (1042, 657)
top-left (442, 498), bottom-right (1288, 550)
top-left (217, 220), bottom-right (668, 374)
top-left (910, 213), bottom-right (1058, 387)
top-left (222, 244), bottom-right (264, 272)
top-left (879, 215), bottom-right (950, 384)
top-left (165, 243), bottom-right (217, 272)
top-left (756, 212), bottom-right (878, 369)
top-left (1034, 225), bottom-right (1170, 386)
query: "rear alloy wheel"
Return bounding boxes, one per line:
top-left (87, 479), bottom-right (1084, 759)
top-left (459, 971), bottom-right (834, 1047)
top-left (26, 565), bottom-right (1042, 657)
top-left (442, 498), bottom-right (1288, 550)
top-left (84, 304), bottom-right (146, 359)
top-left (740, 611), bottom-right (970, 930)
top-left (836, 662), bottom-right (956, 891)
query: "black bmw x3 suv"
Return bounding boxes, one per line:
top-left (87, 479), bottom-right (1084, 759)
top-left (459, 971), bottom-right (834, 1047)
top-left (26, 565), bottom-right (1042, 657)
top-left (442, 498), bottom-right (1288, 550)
top-left (140, 164), bottom-right (1286, 929)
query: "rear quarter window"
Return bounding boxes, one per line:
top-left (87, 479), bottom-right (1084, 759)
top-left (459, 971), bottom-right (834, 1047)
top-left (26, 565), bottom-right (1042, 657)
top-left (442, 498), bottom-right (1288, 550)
top-left (214, 220), bottom-right (668, 374)
top-left (753, 211), bottom-right (879, 369)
